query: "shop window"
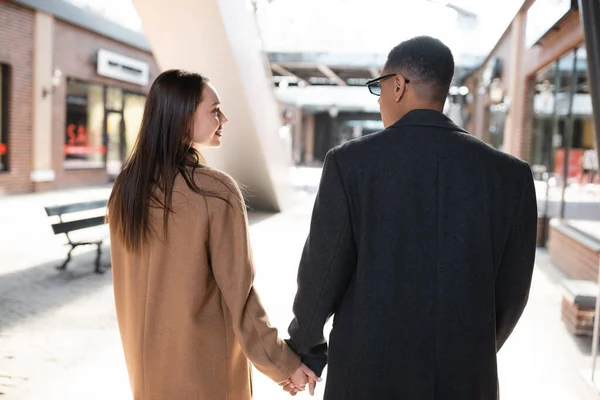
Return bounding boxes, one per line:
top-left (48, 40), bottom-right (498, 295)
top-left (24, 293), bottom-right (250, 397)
top-left (64, 79), bottom-right (147, 174)
top-left (530, 62), bottom-right (558, 172)
top-left (64, 80), bottom-right (106, 169)
top-left (0, 64), bottom-right (9, 171)
top-left (530, 46), bottom-right (596, 185)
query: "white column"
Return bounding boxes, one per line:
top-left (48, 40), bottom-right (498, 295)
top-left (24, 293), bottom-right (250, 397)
top-left (133, 0), bottom-right (293, 211)
top-left (30, 11), bottom-right (56, 184)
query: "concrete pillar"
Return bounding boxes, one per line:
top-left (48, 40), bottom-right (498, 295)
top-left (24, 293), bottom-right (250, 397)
top-left (579, 0), bottom-right (600, 151)
top-left (133, 0), bottom-right (293, 211)
top-left (30, 11), bottom-right (56, 185)
top-left (304, 114), bottom-right (315, 165)
top-left (579, 0), bottom-right (600, 379)
top-left (503, 11), bottom-right (526, 158)
top-left (579, 0), bottom-right (600, 378)
top-left (293, 108), bottom-right (303, 165)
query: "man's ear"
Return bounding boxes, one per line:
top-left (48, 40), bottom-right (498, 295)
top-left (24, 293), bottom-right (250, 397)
top-left (394, 75), bottom-right (406, 102)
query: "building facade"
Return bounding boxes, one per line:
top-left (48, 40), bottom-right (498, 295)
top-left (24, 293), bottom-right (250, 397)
top-left (463, 0), bottom-right (590, 172)
top-left (0, 0), bottom-right (160, 195)
top-left (0, 0), bottom-right (34, 193)
top-left (462, 0), bottom-right (600, 281)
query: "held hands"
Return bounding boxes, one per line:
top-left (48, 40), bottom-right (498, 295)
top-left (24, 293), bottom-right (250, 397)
top-left (279, 363), bottom-right (320, 396)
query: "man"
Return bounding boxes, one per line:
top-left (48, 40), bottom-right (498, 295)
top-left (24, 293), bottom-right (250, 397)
top-left (284, 36), bottom-right (537, 399)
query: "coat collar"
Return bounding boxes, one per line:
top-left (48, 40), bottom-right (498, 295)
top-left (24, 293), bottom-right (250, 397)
top-left (389, 109), bottom-right (469, 134)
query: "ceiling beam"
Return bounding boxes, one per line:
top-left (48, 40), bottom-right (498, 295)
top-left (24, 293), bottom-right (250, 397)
top-left (317, 64), bottom-right (348, 86)
top-left (271, 63), bottom-right (310, 86)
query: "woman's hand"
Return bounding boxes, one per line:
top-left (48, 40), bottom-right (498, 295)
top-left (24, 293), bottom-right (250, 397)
top-left (280, 363), bottom-right (320, 396)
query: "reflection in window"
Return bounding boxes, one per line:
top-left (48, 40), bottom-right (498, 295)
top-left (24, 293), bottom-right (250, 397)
top-left (531, 62), bottom-right (558, 173)
top-left (489, 102), bottom-right (508, 150)
top-left (0, 64), bottom-right (8, 171)
top-left (64, 80), bottom-right (105, 169)
top-left (530, 47), bottom-right (595, 183)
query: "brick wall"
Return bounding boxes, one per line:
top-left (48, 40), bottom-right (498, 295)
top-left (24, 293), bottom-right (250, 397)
top-left (0, 0), bottom-right (34, 194)
top-left (49, 20), bottom-right (160, 191)
top-left (0, 4), bottom-right (161, 194)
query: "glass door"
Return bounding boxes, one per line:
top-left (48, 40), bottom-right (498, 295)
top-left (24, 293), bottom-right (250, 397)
top-left (105, 111), bottom-right (125, 179)
top-left (123, 92), bottom-right (146, 159)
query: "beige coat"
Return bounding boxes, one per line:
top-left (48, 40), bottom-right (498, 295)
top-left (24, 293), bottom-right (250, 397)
top-left (110, 168), bottom-right (300, 399)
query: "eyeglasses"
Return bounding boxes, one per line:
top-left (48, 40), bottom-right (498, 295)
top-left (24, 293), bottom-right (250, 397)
top-left (365, 74), bottom-right (410, 96)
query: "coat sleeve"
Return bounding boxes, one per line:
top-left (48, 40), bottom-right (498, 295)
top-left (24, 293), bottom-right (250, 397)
top-left (286, 149), bottom-right (357, 376)
top-left (495, 165), bottom-right (537, 351)
top-left (206, 179), bottom-right (301, 383)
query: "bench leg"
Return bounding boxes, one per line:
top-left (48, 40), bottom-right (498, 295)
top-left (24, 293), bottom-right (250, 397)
top-left (57, 246), bottom-right (74, 270)
top-left (94, 243), bottom-right (104, 274)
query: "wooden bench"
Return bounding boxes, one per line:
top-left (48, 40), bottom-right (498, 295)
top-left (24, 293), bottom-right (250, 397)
top-left (561, 279), bottom-right (598, 336)
top-left (45, 199), bottom-right (109, 274)
top-left (548, 220), bottom-right (600, 281)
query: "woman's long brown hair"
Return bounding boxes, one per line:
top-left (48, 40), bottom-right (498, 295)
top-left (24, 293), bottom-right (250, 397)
top-left (107, 69), bottom-right (231, 253)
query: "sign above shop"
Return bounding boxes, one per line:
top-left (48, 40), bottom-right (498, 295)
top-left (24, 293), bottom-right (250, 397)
top-left (96, 49), bottom-right (149, 86)
top-left (525, 0), bottom-right (573, 48)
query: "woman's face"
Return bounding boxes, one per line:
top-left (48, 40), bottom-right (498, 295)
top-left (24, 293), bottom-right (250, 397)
top-left (192, 83), bottom-right (229, 147)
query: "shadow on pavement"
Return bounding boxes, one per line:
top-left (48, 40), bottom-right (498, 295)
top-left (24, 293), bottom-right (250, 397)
top-left (247, 212), bottom-right (277, 225)
top-left (0, 211), bottom-right (280, 334)
top-left (296, 184), bottom-right (319, 194)
top-left (574, 335), bottom-right (594, 356)
top-left (0, 208), bottom-right (288, 335)
top-left (0, 244), bottom-right (112, 333)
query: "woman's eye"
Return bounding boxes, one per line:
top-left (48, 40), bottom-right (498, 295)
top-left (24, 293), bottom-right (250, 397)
top-left (213, 108), bottom-right (220, 114)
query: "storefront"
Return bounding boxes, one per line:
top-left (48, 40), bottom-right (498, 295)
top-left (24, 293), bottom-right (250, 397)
top-left (0, 0), bottom-right (34, 194)
top-left (0, 0), bottom-right (160, 194)
top-left (462, 41), bottom-right (513, 149)
top-left (464, 0), bottom-right (584, 164)
top-left (529, 46), bottom-right (594, 182)
top-left (60, 57), bottom-right (150, 182)
top-left (47, 12), bottom-right (159, 191)
top-left (463, 0), bottom-right (600, 270)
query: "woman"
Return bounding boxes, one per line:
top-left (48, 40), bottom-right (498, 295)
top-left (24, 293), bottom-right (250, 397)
top-left (108, 69), bottom-right (315, 399)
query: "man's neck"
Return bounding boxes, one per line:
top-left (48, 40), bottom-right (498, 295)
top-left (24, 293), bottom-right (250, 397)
top-left (394, 105), bottom-right (443, 122)
top-left (409, 102), bottom-right (444, 113)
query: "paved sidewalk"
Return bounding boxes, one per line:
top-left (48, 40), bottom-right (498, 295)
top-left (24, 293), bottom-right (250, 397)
top-left (498, 249), bottom-right (599, 400)
top-left (0, 184), bottom-right (113, 276)
top-left (1, 174), bottom-right (599, 399)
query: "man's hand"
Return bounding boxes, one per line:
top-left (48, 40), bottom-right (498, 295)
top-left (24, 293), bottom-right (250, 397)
top-left (280, 363), bottom-right (320, 396)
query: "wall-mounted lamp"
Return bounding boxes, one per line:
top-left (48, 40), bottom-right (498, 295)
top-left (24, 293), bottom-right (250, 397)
top-left (42, 68), bottom-right (62, 98)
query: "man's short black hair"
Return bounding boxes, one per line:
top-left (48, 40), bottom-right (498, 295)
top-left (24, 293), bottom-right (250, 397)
top-left (386, 36), bottom-right (454, 103)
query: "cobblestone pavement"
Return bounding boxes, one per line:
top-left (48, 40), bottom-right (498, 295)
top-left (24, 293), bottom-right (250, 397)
top-left (1, 173), bottom-right (600, 399)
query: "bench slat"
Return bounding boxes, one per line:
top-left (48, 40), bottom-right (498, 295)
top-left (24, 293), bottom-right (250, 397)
top-left (550, 220), bottom-right (600, 252)
top-left (45, 200), bottom-right (108, 216)
top-left (51, 216), bottom-right (107, 235)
